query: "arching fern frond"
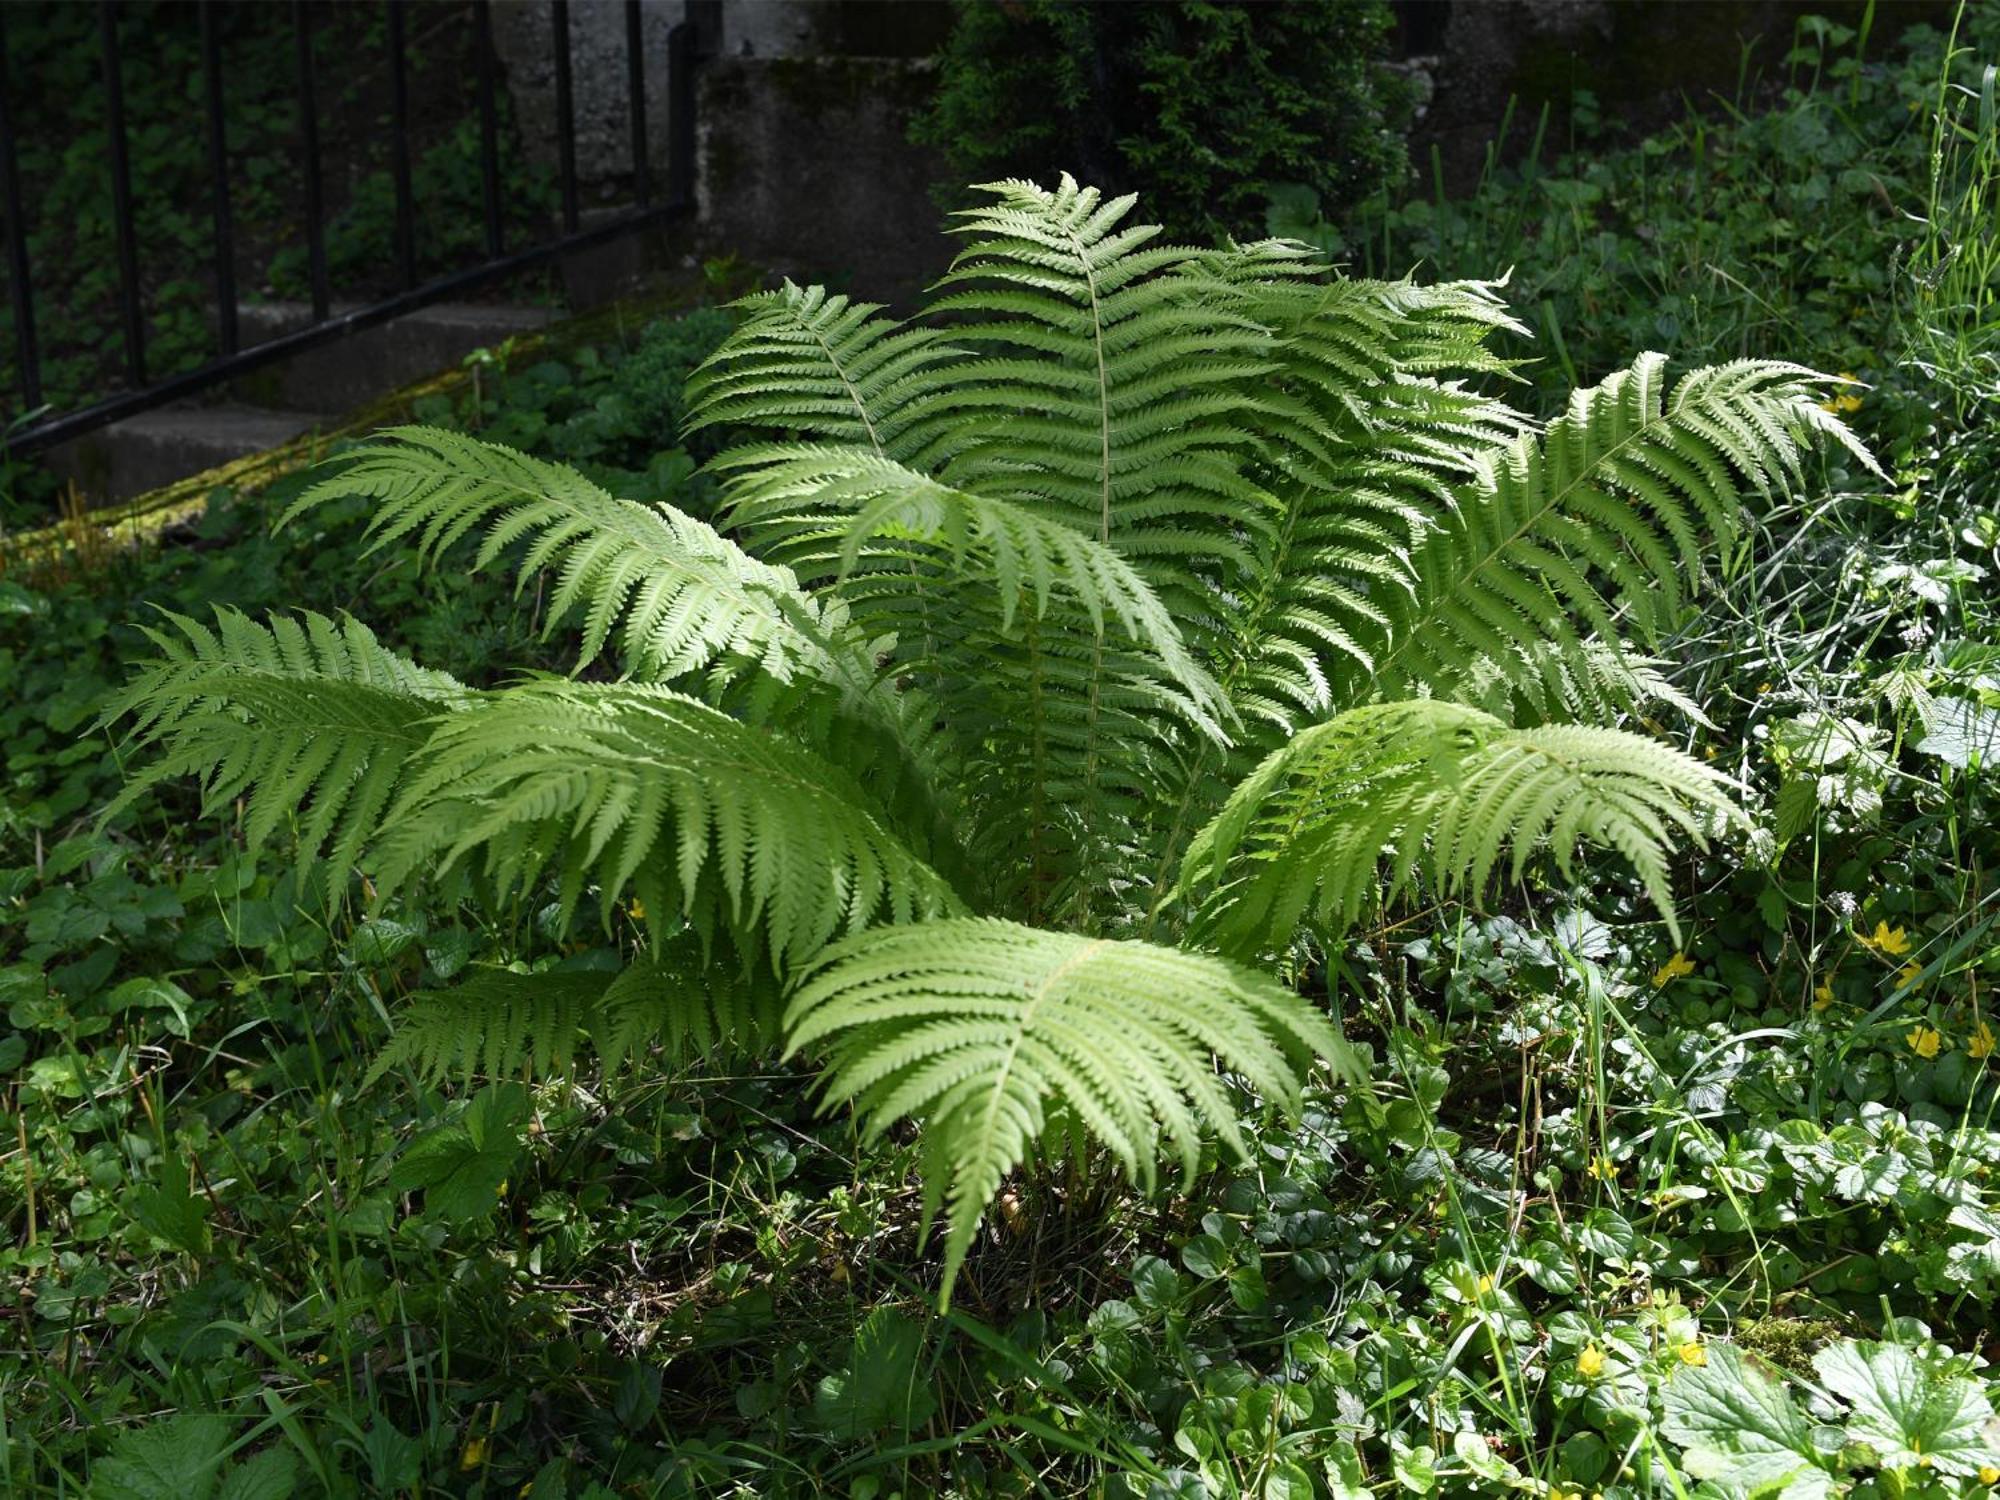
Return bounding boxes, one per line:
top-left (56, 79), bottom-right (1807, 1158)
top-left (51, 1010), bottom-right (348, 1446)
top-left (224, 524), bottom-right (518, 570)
top-left (1362, 355), bottom-right (1880, 709)
top-left (366, 953), bottom-right (784, 1087)
top-left (291, 427), bottom-right (852, 686)
top-left (715, 442), bottom-right (1224, 723)
top-left (785, 917), bottom-right (1363, 1307)
top-left (102, 608), bottom-right (468, 879)
top-left (682, 282), bottom-right (952, 459)
top-left (1179, 701), bottom-right (1739, 957)
top-left (375, 681), bottom-right (966, 969)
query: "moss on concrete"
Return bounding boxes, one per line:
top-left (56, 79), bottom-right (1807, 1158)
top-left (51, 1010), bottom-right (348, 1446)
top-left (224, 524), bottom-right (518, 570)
top-left (1, 278), bottom-right (725, 579)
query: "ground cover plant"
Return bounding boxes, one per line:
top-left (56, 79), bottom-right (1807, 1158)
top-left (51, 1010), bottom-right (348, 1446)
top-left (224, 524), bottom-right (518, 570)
top-left (3, 10), bottom-right (2000, 1497)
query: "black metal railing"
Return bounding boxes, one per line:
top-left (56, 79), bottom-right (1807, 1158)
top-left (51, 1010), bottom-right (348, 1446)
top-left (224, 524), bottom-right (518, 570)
top-left (0, 0), bottom-right (716, 456)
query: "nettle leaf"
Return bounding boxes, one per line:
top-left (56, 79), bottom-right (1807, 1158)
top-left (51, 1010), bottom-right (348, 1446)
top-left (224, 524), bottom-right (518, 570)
top-left (1662, 1346), bottom-right (1831, 1500)
top-left (1812, 1341), bottom-right (2000, 1476)
top-left (388, 1081), bottom-right (529, 1223)
top-left (1914, 696), bottom-right (2000, 771)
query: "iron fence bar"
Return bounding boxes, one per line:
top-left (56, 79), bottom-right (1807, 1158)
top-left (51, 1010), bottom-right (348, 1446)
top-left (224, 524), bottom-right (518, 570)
top-left (101, 1), bottom-right (146, 386)
top-left (11, 201), bottom-right (690, 456)
top-left (625, 0), bottom-right (650, 208)
top-left (386, 0), bottom-right (416, 290)
top-left (475, 0), bottom-right (503, 258)
top-left (0, 9), bottom-right (41, 410)
top-left (293, 0), bottom-right (329, 320)
top-left (552, 0), bottom-right (578, 233)
top-left (200, 1), bottom-right (238, 357)
top-left (665, 20), bottom-right (693, 212)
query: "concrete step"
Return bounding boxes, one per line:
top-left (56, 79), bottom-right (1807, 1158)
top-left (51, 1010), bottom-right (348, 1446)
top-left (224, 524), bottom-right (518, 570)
top-left (43, 405), bottom-right (332, 506)
top-left (229, 299), bottom-right (560, 413)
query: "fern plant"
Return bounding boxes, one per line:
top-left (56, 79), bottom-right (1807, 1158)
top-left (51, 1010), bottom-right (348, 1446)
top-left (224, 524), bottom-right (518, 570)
top-left (106, 176), bottom-right (1869, 1305)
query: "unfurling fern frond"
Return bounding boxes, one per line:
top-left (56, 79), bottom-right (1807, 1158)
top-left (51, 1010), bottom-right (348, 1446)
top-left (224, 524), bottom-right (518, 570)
top-left (366, 954), bottom-right (783, 1087)
top-left (291, 427), bottom-right (851, 685)
top-left (1363, 355), bottom-right (1880, 711)
top-left (786, 917), bottom-right (1364, 1307)
top-left (103, 608), bottom-right (467, 878)
top-left (1179, 701), bottom-right (1740, 956)
top-left (374, 681), bottom-right (965, 968)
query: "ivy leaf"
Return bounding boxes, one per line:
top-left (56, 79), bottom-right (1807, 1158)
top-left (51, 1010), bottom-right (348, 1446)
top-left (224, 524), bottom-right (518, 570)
top-left (1661, 1345), bottom-right (1831, 1500)
top-left (1812, 1341), bottom-right (2000, 1476)
top-left (389, 1082), bottom-right (528, 1223)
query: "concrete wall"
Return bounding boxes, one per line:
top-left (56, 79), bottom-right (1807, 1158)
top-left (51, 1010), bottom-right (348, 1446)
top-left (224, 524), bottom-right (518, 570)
top-left (695, 55), bottom-right (948, 305)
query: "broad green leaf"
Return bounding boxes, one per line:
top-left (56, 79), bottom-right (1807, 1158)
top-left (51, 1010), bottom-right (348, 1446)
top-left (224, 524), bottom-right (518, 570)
top-left (216, 1450), bottom-right (299, 1500)
top-left (812, 1307), bottom-right (937, 1439)
top-left (1812, 1340), bottom-right (2000, 1476)
top-left (128, 1153), bottom-right (212, 1257)
top-left (389, 1081), bottom-right (528, 1222)
top-left (93, 1415), bottom-right (232, 1500)
top-left (1662, 1345), bottom-right (1829, 1500)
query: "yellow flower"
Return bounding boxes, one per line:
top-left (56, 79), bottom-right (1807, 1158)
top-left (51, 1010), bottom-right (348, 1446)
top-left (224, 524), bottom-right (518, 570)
top-left (1905, 1025), bottom-right (1944, 1059)
top-left (1819, 374), bottom-right (1864, 414)
top-left (1652, 952), bottom-right (1696, 989)
top-left (1969, 1022), bottom-right (1996, 1060)
top-left (1813, 979), bottom-right (1835, 1011)
top-left (628, 897), bottom-right (646, 921)
top-left (1587, 1155), bottom-right (1616, 1182)
top-left (1576, 1344), bottom-right (1606, 1379)
top-left (1977, 1464), bottom-right (1999, 1485)
top-left (1477, 1274), bottom-right (1494, 1296)
top-left (459, 1435), bottom-right (488, 1472)
top-left (1896, 963), bottom-right (1922, 989)
top-left (1677, 1341), bottom-right (1708, 1367)
top-left (1868, 921), bottom-right (1912, 956)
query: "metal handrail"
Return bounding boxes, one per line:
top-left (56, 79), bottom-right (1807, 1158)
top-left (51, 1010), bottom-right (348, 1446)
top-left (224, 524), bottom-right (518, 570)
top-left (0, 0), bottom-right (716, 457)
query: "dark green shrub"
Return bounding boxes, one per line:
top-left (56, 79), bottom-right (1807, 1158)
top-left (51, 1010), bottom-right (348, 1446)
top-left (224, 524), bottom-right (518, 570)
top-left (913, 0), bottom-right (1411, 242)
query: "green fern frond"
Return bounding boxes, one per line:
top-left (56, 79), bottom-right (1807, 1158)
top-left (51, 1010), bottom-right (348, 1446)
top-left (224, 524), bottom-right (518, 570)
top-left (103, 608), bottom-right (467, 877)
top-left (785, 916), bottom-right (1363, 1307)
top-left (1180, 701), bottom-right (1740, 955)
top-left (1365, 355), bottom-right (1871, 709)
top-left (1200, 271), bottom-right (1533, 736)
top-left (366, 954), bottom-right (785, 1087)
top-left (292, 427), bottom-right (849, 685)
top-left (375, 681), bottom-right (966, 968)
top-left (682, 282), bottom-right (952, 459)
top-left (366, 968), bottom-right (609, 1086)
top-left (715, 442), bottom-right (1225, 722)
top-left (922, 176), bottom-right (1278, 555)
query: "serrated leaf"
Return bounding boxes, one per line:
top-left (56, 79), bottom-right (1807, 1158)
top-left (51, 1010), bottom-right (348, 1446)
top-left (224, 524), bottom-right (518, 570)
top-left (389, 1081), bottom-right (528, 1222)
top-left (93, 1415), bottom-right (232, 1500)
top-left (1662, 1345), bottom-right (1828, 1499)
top-left (216, 1450), bottom-right (299, 1500)
top-left (1812, 1340), bottom-right (2000, 1476)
